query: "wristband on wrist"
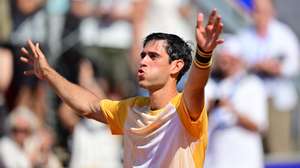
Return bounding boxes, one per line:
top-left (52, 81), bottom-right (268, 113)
top-left (193, 59), bottom-right (212, 69)
top-left (196, 45), bottom-right (213, 57)
top-left (193, 46), bottom-right (213, 69)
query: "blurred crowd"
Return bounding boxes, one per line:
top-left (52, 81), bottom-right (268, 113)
top-left (0, 0), bottom-right (300, 167)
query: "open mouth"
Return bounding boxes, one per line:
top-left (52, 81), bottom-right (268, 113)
top-left (138, 68), bottom-right (144, 74)
top-left (137, 69), bottom-right (145, 79)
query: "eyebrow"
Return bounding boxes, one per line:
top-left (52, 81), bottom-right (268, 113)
top-left (149, 51), bottom-right (160, 56)
top-left (141, 51), bottom-right (160, 56)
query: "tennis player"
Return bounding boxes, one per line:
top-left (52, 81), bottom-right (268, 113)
top-left (20, 9), bottom-right (223, 168)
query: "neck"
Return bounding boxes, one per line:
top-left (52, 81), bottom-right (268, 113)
top-left (148, 81), bottom-right (178, 110)
top-left (256, 18), bottom-right (271, 38)
top-left (257, 27), bottom-right (268, 37)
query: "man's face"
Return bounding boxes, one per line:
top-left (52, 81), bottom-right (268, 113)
top-left (252, 0), bottom-right (273, 34)
top-left (217, 52), bottom-right (241, 76)
top-left (12, 117), bottom-right (32, 146)
top-left (137, 40), bottom-right (172, 90)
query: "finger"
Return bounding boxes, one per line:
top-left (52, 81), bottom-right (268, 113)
top-left (209, 18), bottom-right (223, 46)
top-left (27, 39), bottom-right (38, 58)
top-left (196, 29), bottom-right (206, 47)
top-left (24, 70), bottom-right (35, 76)
top-left (212, 22), bottom-right (223, 42)
top-left (21, 47), bottom-right (31, 58)
top-left (207, 11), bottom-right (219, 39)
top-left (211, 39), bottom-right (224, 49)
top-left (35, 43), bottom-right (44, 59)
top-left (196, 13), bottom-right (206, 46)
top-left (20, 56), bottom-right (33, 65)
top-left (196, 13), bottom-right (204, 29)
top-left (205, 24), bottom-right (213, 39)
top-left (35, 43), bottom-right (40, 58)
top-left (20, 47), bottom-right (34, 63)
top-left (212, 15), bottom-right (222, 34)
top-left (216, 39), bottom-right (224, 45)
top-left (207, 9), bottom-right (217, 26)
top-left (207, 15), bottom-right (221, 40)
top-left (196, 13), bottom-right (206, 36)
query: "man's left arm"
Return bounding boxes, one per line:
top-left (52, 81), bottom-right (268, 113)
top-left (183, 9), bottom-right (224, 121)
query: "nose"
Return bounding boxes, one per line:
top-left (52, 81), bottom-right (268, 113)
top-left (139, 55), bottom-right (150, 67)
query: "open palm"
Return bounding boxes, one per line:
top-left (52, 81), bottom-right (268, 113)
top-left (196, 9), bottom-right (224, 53)
top-left (20, 40), bottom-right (50, 80)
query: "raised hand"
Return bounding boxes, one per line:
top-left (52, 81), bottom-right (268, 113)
top-left (20, 40), bottom-right (50, 80)
top-left (196, 9), bottom-right (224, 53)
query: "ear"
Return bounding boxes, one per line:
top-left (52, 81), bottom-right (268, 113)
top-left (170, 59), bottom-right (184, 76)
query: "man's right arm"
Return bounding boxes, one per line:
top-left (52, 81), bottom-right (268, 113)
top-left (20, 40), bottom-right (107, 123)
top-left (44, 66), bottom-right (106, 123)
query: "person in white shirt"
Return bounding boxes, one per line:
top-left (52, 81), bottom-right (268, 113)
top-left (0, 106), bottom-right (62, 168)
top-left (205, 38), bottom-right (268, 168)
top-left (0, 106), bottom-right (38, 168)
top-left (234, 0), bottom-right (300, 153)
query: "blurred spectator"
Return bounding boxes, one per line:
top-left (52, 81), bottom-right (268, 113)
top-left (80, 0), bottom-right (133, 49)
top-left (10, 0), bottom-right (47, 47)
top-left (204, 38), bottom-right (268, 168)
top-left (6, 0), bottom-right (49, 123)
top-left (0, 106), bottom-right (38, 168)
top-left (46, 0), bottom-right (69, 59)
top-left (61, 0), bottom-right (92, 49)
top-left (27, 127), bottom-right (62, 168)
top-left (55, 56), bottom-right (122, 167)
top-left (81, 0), bottom-right (136, 97)
top-left (234, 0), bottom-right (300, 153)
top-left (0, 106), bottom-right (62, 168)
top-left (68, 59), bottom-right (122, 168)
top-left (0, 46), bottom-right (13, 136)
top-left (60, 0), bottom-right (135, 97)
top-left (69, 119), bottom-right (122, 168)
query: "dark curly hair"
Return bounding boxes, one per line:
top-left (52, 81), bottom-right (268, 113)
top-left (143, 33), bottom-right (193, 82)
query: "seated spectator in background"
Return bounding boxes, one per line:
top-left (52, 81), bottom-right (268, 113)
top-left (234, 0), bottom-right (300, 153)
top-left (69, 119), bottom-right (122, 168)
top-left (0, 106), bottom-right (62, 168)
top-left (205, 38), bottom-right (268, 168)
top-left (0, 106), bottom-right (38, 168)
top-left (27, 127), bottom-right (62, 168)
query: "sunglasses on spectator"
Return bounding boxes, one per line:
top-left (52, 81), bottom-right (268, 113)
top-left (12, 127), bottom-right (31, 135)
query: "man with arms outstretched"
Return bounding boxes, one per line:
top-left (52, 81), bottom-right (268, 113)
top-left (20, 10), bottom-right (223, 168)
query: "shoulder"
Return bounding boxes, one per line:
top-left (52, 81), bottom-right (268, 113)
top-left (270, 20), bottom-right (298, 39)
top-left (170, 93), bottom-right (183, 107)
top-left (0, 137), bottom-right (16, 152)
